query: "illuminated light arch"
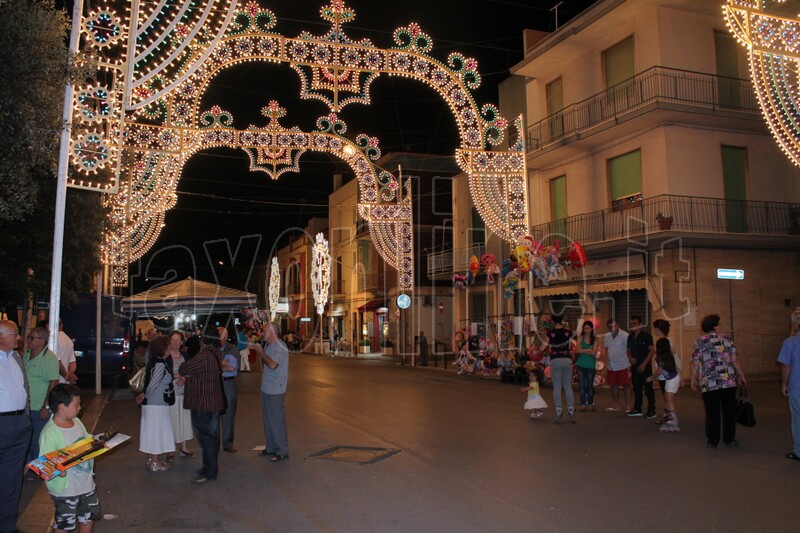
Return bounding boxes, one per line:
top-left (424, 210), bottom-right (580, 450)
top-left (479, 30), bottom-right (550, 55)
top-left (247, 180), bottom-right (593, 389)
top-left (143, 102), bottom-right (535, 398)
top-left (725, 0), bottom-right (800, 166)
top-left (67, 1), bottom-right (526, 285)
top-left (268, 257), bottom-right (280, 321)
top-left (311, 233), bottom-right (331, 316)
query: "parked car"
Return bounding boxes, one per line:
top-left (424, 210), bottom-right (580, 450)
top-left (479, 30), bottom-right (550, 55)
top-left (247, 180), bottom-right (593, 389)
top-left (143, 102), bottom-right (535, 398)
top-left (60, 294), bottom-right (132, 386)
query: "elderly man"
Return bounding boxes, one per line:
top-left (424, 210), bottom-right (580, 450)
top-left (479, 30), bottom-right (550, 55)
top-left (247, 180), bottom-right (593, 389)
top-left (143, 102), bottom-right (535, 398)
top-left (23, 326), bottom-right (60, 467)
top-left (0, 320), bottom-right (32, 533)
top-left (218, 326), bottom-right (239, 453)
top-left (779, 308), bottom-right (800, 462)
top-left (253, 322), bottom-right (289, 462)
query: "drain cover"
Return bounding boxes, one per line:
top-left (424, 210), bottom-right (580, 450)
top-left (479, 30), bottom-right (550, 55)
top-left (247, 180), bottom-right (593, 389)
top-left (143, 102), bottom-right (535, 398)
top-left (310, 446), bottom-right (400, 465)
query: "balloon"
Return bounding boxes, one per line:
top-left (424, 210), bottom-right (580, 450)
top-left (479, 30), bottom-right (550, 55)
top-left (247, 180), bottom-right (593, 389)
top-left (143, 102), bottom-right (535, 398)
top-left (544, 366), bottom-right (552, 379)
top-left (566, 241), bottom-right (587, 268)
top-left (469, 255), bottom-right (480, 277)
top-left (514, 245), bottom-right (530, 273)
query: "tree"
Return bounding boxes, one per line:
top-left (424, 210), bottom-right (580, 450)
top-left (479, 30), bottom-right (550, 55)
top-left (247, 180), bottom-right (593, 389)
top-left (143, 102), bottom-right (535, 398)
top-left (0, 0), bottom-right (106, 314)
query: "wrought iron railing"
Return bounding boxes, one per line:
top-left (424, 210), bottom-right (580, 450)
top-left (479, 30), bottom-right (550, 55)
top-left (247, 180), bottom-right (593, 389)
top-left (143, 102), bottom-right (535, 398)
top-left (427, 243), bottom-right (485, 278)
top-left (530, 195), bottom-right (800, 246)
top-left (526, 66), bottom-right (759, 152)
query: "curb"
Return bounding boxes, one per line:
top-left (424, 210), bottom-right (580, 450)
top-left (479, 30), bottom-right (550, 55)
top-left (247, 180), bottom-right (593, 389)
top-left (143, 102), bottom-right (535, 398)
top-left (18, 388), bottom-right (113, 533)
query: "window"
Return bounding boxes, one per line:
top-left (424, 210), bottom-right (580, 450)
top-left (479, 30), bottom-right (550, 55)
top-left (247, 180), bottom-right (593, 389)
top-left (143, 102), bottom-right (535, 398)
top-left (608, 150), bottom-right (642, 209)
top-left (604, 36), bottom-right (635, 88)
top-left (546, 77), bottom-right (564, 139)
top-left (721, 146), bottom-right (748, 232)
top-left (550, 175), bottom-right (567, 235)
top-left (715, 30), bottom-right (741, 108)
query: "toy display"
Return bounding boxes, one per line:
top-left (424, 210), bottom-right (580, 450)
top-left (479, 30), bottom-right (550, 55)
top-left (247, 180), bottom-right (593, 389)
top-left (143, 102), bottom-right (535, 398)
top-left (27, 431), bottom-right (129, 481)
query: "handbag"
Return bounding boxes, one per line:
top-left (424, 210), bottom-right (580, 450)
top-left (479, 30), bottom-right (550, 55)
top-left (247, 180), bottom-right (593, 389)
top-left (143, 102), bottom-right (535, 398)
top-left (736, 385), bottom-right (756, 427)
top-left (128, 366), bottom-right (146, 393)
top-left (163, 381), bottom-right (175, 405)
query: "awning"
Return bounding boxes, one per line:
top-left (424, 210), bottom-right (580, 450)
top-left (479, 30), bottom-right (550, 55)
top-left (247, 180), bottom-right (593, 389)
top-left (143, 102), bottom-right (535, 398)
top-left (357, 299), bottom-right (387, 312)
top-left (121, 277), bottom-right (257, 315)
top-left (533, 285), bottom-right (580, 297)
top-left (583, 278), bottom-right (647, 294)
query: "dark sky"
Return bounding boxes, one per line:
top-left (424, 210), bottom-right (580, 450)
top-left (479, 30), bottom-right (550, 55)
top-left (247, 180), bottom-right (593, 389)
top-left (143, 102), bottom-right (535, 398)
top-left (118, 0), bottom-right (598, 294)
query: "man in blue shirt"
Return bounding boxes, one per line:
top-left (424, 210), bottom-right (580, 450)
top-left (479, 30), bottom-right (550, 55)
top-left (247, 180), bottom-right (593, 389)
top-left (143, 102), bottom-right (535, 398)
top-left (779, 308), bottom-right (800, 462)
top-left (253, 322), bottom-right (289, 461)
top-left (0, 320), bottom-right (32, 533)
top-left (218, 326), bottom-right (240, 453)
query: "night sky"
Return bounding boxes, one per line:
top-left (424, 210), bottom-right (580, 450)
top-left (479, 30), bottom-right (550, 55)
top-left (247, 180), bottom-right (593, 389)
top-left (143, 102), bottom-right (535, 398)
top-left (114, 0), bottom-right (598, 294)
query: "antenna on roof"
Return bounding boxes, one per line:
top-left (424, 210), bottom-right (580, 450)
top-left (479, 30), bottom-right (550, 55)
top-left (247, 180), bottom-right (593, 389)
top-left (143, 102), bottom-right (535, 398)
top-left (551, 1), bottom-right (565, 30)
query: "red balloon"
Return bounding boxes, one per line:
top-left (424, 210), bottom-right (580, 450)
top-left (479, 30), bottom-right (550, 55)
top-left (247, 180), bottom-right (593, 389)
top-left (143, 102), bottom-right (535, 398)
top-left (544, 366), bottom-right (552, 379)
top-left (566, 241), bottom-right (587, 267)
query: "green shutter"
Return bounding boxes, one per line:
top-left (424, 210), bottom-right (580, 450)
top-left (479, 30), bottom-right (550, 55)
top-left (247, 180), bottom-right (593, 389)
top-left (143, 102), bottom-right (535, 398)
top-left (604, 36), bottom-right (635, 87)
top-left (609, 150), bottom-right (642, 201)
top-left (722, 146), bottom-right (747, 232)
top-left (550, 175), bottom-right (567, 221)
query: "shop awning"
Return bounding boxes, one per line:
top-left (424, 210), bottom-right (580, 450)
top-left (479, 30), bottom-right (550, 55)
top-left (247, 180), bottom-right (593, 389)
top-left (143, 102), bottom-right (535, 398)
top-left (533, 285), bottom-right (580, 297)
top-left (357, 299), bottom-right (387, 312)
top-left (583, 278), bottom-right (647, 293)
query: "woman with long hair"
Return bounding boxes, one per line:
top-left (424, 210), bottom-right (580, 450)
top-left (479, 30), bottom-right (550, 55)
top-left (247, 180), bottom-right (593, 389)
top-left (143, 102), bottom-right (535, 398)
top-left (136, 336), bottom-right (176, 471)
top-left (574, 320), bottom-right (600, 411)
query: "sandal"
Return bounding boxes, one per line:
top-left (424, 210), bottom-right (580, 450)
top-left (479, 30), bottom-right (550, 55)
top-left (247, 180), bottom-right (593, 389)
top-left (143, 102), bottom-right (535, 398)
top-left (179, 449), bottom-right (195, 458)
top-left (269, 454), bottom-right (288, 462)
top-left (786, 452), bottom-right (800, 461)
top-left (259, 450), bottom-right (276, 457)
top-left (166, 453), bottom-right (175, 461)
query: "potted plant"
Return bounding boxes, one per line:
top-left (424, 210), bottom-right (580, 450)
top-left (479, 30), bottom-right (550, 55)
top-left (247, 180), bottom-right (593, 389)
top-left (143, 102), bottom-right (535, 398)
top-left (380, 339), bottom-right (394, 356)
top-left (359, 339), bottom-right (371, 354)
top-left (655, 212), bottom-right (673, 230)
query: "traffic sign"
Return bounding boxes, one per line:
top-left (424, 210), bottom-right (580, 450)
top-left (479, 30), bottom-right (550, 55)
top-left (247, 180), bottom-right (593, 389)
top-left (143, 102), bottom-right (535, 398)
top-left (717, 268), bottom-right (744, 280)
top-left (438, 301), bottom-right (444, 314)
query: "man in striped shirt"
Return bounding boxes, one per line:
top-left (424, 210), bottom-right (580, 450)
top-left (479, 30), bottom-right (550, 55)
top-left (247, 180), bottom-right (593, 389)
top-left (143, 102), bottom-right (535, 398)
top-left (179, 334), bottom-right (224, 484)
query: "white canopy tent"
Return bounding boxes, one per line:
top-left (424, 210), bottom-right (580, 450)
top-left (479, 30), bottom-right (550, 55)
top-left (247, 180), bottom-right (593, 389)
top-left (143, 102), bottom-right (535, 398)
top-left (121, 277), bottom-right (257, 317)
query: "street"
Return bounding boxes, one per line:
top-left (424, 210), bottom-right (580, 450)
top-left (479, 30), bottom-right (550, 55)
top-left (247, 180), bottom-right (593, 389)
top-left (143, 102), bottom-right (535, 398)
top-left (21, 355), bottom-right (800, 532)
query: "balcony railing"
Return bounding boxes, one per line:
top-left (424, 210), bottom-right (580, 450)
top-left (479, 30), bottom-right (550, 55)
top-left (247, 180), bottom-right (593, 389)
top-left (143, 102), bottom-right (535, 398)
top-left (526, 66), bottom-right (759, 152)
top-left (427, 243), bottom-right (485, 278)
top-left (530, 195), bottom-right (800, 246)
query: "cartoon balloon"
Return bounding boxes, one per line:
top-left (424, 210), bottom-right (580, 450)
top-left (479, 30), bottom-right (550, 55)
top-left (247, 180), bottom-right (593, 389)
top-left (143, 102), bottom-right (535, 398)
top-left (469, 255), bottom-right (480, 278)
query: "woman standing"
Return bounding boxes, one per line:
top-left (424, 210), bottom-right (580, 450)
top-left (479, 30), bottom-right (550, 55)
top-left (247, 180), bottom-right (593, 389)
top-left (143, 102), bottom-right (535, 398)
top-left (547, 315), bottom-right (575, 423)
top-left (136, 336), bottom-right (176, 471)
top-left (167, 331), bottom-right (194, 460)
top-left (691, 314), bottom-right (747, 448)
top-left (574, 321), bottom-right (599, 411)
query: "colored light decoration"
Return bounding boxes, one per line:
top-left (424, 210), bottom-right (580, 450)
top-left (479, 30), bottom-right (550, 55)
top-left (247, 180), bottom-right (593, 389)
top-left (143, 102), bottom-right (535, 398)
top-left (68, 1), bottom-right (527, 285)
top-left (268, 257), bottom-right (280, 321)
top-left (311, 233), bottom-right (331, 316)
top-left (725, 0), bottom-right (800, 167)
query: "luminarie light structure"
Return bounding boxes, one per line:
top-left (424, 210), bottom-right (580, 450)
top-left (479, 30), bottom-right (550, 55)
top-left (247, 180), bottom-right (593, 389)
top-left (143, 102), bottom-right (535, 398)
top-left (268, 257), bottom-right (280, 321)
top-left (65, 1), bottom-right (528, 287)
top-left (311, 233), bottom-right (331, 316)
top-left (725, 0), bottom-right (800, 166)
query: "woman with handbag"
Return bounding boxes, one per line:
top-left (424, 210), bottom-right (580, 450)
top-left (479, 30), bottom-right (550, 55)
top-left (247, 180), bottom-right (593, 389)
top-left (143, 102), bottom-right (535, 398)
top-left (691, 314), bottom-right (747, 448)
top-left (135, 336), bottom-right (176, 471)
top-left (167, 331), bottom-right (194, 460)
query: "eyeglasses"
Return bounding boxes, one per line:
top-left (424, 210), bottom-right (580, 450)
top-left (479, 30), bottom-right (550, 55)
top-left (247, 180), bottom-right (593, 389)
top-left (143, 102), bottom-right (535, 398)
top-left (26, 336), bottom-right (45, 340)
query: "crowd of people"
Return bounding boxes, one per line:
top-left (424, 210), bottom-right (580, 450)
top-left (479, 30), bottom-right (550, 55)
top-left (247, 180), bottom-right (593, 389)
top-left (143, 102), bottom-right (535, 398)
top-left (0, 318), bottom-right (292, 532)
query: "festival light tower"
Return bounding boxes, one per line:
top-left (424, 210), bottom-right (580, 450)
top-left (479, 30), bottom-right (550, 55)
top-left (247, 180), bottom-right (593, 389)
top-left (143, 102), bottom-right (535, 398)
top-left (311, 233), bottom-right (331, 346)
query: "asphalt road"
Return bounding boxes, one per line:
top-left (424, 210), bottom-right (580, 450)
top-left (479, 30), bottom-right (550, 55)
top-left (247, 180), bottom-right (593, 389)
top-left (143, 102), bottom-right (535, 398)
top-left (20, 355), bottom-right (800, 532)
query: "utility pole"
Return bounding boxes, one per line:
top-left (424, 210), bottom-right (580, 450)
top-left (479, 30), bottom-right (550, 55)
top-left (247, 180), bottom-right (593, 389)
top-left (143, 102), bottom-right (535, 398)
top-left (551, 1), bottom-right (564, 30)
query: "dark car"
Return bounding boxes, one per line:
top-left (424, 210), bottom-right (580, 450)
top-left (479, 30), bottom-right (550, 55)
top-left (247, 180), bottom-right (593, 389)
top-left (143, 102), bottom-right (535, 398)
top-left (60, 294), bottom-right (132, 385)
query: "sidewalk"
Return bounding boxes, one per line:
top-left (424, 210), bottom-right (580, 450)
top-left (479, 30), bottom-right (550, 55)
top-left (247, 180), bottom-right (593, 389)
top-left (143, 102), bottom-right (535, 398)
top-left (18, 388), bottom-right (112, 533)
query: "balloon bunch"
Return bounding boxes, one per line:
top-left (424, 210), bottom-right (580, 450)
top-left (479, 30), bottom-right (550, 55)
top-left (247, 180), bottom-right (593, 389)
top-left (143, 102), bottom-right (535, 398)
top-left (480, 253), bottom-right (501, 284)
top-left (241, 307), bottom-right (268, 331)
top-left (499, 236), bottom-right (587, 298)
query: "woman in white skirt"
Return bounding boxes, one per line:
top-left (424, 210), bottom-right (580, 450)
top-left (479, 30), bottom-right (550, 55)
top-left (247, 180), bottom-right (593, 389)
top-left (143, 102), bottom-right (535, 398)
top-left (136, 336), bottom-right (176, 471)
top-left (167, 331), bottom-right (194, 460)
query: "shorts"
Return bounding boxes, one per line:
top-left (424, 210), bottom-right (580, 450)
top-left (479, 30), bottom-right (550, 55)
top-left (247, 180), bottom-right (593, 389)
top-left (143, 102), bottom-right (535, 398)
top-left (607, 368), bottom-right (631, 386)
top-left (664, 375), bottom-right (680, 394)
top-left (51, 490), bottom-right (101, 531)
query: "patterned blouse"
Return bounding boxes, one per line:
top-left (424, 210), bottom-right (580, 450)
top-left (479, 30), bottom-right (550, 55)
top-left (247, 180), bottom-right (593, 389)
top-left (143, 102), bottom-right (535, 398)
top-left (691, 333), bottom-right (739, 392)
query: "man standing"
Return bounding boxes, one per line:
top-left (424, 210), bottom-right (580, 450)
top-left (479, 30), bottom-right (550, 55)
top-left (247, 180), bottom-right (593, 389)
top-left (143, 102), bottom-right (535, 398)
top-left (779, 308), bottom-right (800, 462)
top-left (603, 319), bottom-right (631, 412)
top-left (218, 326), bottom-right (239, 453)
top-left (416, 331), bottom-right (429, 366)
top-left (179, 333), bottom-right (224, 484)
top-left (253, 322), bottom-right (289, 462)
top-left (56, 319), bottom-right (77, 384)
top-left (0, 320), bottom-right (32, 532)
top-left (627, 316), bottom-right (656, 419)
top-left (22, 326), bottom-right (60, 466)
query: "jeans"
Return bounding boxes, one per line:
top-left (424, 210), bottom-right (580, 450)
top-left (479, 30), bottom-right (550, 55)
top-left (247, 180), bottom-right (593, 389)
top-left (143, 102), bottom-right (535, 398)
top-left (191, 409), bottom-right (220, 479)
top-left (261, 392), bottom-right (288, 456)
top-left (576, 366), bottom-right (596, 406)
top-left (549, 358), bottom-right (574, 413)
top-left (789, 394), bottom-right (800, 455)
top-left (27, 410), bottom-right (49, 463)
top-left (221, 379), bottom-right (237, 449)
top-left (702, 387), bottom-right (738, 446)
top-left (631, 367), bottom-right (655, 414)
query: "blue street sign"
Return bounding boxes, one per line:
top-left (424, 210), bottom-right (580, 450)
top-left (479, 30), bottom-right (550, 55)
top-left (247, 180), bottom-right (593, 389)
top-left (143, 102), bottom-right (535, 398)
top-left (717, 268), bottom-right (744, 280)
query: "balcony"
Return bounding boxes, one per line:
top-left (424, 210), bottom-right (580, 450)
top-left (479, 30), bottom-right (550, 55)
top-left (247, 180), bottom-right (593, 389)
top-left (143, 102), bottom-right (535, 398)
top-left (530, 195), bottom-right (800, 251)
top-left (331, 280), bottom-right (346, 296)
top-left (526, 66), bottom-right (761, 157)
top-left (427, 243), bottom-right (485, 279)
